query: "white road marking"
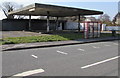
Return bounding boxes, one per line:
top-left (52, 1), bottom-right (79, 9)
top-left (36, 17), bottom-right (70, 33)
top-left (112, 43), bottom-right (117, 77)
top-left (78, 49), bottom-right (85, 51)
top-left (113, 43), bottom-right (118, 46)
top-left (92, 46), bottom-right (100, 49)
top-left (105, 45), bottom-right (111, 46)
top-left (83, 44), bottom-right (90, 45)
top-left (12, 68), bottom-right (44, 76)
top-left (56, 50), bottom-right (68, 55)
top-left (31, 55), bottom-right (38, 58)
top-left (81, 56), bottom-right (120, 69)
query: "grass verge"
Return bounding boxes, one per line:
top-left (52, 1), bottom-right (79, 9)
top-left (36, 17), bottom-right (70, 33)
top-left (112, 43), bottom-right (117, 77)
top-left (1, 33), bottom-right (83, 45)
top-left (1, 33), bottom-right (119, 45)
top-left (101, 33), bottom-right (119, 37)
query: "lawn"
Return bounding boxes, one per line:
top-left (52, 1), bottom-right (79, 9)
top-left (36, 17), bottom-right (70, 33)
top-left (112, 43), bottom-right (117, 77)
top-left (101, 33), bottom-right (119, 37)
top-left (0, 39), bottom-right (2, 45)
top-left (1, 33), bottom-right (83, 45)
top-left (0, 33), bottom-right (118, 45)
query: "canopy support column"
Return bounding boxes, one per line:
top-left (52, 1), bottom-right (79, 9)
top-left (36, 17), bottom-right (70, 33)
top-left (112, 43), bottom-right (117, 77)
top-left (29, 15), bottom-right (31, 31)
top-left (56, 17), bottom-right (59, 30)
top-left (47, 11), bottom-right (50, 32)
top-left (78, 14), bottom-right (80, 32)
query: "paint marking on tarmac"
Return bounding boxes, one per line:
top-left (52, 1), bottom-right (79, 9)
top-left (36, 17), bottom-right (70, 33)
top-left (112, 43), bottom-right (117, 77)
top-left (83, 44), bottom-right (90, 45)
top-left (57, 50), bottom-right (68, 55)
top-left (113, 43), bottom-right (118, 46)
top-left (92, 46), bottom-right (100, 49)
top-left (12, 68), bottom-right (44, 76)
top-left (31, 55), bottom-right (38, 58)
top-left (104, 45), bottom-right (111, 46)
top-left (81, 56), bottom-right (120, 69)
top-left (78, 49), bottom-right (85, 51)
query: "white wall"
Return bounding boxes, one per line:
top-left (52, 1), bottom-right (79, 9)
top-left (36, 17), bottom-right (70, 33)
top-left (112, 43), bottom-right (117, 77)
top-left (101, 24), bottom-right (106, 31)
top-left (65, 21), bottom-right (84, 30)
top-left (106, 26), bottom-right (120, 31)
top-left (65, 21), bottom-right (120, 31)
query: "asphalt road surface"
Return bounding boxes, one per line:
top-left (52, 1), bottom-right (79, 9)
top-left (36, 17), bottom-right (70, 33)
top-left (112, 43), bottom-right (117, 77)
top-left (2, 40), bottom-right (119, 77)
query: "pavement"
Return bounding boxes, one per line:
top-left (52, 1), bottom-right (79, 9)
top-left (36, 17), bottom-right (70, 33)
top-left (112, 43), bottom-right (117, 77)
top-left (2, 40), bottom-right (119, 77)
top-left (1, 36), bottom-right (120, 51)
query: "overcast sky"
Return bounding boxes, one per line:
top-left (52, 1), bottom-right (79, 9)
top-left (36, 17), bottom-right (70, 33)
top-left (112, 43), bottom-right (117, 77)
top-left (0, 0), bottom-right (119, 20)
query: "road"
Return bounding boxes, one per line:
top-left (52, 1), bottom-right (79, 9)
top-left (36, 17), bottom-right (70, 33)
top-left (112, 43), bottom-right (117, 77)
top-left (2, 40), bottom-right (119, 77)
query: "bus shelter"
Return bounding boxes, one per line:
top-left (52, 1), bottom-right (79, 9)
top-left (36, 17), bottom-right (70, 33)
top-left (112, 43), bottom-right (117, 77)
top-left (83, 21), bottom-right (102, 39)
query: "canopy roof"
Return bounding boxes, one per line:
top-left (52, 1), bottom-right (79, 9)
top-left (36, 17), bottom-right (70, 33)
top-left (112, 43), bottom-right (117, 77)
top-left (8, 3), bottom-right (103, 17)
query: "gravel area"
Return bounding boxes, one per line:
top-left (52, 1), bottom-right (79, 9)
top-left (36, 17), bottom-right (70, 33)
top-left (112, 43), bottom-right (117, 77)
top-left (2, 31), bottom-right (49, 38)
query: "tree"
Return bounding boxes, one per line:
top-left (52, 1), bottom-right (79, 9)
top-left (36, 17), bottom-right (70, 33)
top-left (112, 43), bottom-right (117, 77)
top-left (98, 14), bottom-right (113, 26)
top-left (98, 14), bottom-right (111, 22)
top-left (1, 2), bottom-right (22, 19)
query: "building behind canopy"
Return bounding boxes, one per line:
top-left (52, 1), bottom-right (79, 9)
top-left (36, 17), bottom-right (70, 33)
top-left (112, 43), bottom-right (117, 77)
top-left (113, 12), bottom-right (120, 25)
top-left (6, 3), bottom-right (103, 32)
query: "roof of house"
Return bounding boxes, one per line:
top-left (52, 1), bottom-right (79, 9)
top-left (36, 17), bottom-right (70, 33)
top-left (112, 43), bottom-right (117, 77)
top-left (8, 3), bottom-right (103, 17)
top-left (113, 12), bottom-right (120, 21)
top-left (115, 12), bottom-right (120, 18)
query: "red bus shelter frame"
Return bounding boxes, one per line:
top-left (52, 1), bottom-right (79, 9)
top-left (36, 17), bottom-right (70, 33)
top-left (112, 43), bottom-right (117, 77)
top-left (83, 21), bottom-right (102, 39)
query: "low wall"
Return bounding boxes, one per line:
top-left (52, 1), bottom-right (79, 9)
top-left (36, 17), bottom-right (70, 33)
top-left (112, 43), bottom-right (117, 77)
top-left (106, 26), bottom-right (120, 31)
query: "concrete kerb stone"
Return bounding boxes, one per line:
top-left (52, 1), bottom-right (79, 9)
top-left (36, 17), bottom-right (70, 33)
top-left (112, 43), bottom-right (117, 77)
top-left (2, 38), bottom-right (119, 51)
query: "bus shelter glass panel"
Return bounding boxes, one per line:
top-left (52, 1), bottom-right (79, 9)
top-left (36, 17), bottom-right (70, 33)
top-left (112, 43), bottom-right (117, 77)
top-left (93, 23), bottom-right (98, 37)
top-left (84, 22), bottom-right (101, 39)
top-left (98, 23), bottom-right (101, 37)
top-left (89, 23), bottom-right (94, 38)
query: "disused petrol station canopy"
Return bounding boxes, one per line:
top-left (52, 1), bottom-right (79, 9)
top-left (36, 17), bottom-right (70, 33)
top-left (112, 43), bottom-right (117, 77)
top-left (8, 3), bottom-right (103, 17)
